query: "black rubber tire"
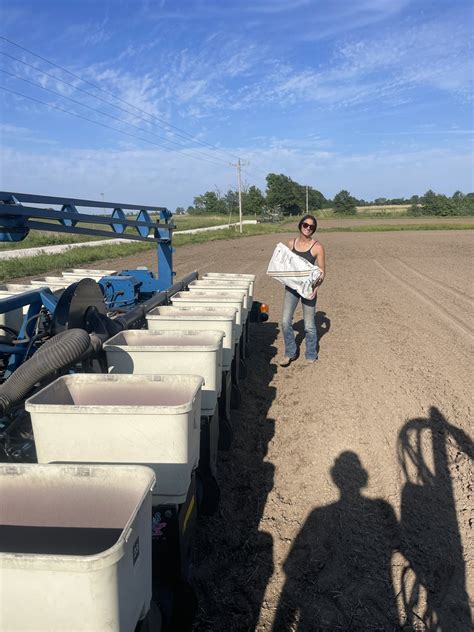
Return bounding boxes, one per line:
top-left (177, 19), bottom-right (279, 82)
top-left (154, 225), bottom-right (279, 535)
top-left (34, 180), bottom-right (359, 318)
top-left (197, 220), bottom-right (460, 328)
top-left (195, 469), bottom-right (220, 516)
top-left (230, 384), bottom-right (241, 409)
top-left (135, 601), bottom-right (162, 631)
top-left (218, 414), bottom-right (234, 451)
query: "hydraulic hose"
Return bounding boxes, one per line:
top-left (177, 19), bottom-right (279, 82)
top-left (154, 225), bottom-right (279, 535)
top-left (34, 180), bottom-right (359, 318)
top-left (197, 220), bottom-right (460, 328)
top-left (0, 328), bottom-right (92, 416)
top-left (114, 291), bottom-right (167, 330)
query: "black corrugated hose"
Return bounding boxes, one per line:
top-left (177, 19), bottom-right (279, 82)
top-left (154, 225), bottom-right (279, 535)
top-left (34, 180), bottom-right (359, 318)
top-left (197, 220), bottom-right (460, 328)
top-left (0, 328), bottom-right (92, 416)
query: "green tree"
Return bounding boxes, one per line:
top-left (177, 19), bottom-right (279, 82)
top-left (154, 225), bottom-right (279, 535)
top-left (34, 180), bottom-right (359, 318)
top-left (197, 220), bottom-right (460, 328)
top-left (243, 185), bottom-right (265, 215)
top-left (193, 191), bottom-right (226, 214)
top-left (308, 187), bottom-right (326, 210)
top-left (418, 190), bottom-right (458, 216)
top-left (295, 185), bottom-right (326, 212)
top-left (447, 191), bottom-right (472, 216)
top-left (224, 189), bottom-right (239, 215)
top-left (333, 190), bottom-right (357, 215)
top-left (461, 193), bottom-right (474, 215)
top-left (266, 173), bottom-right (301, 215)
top-left (174, 206), bottom-right (186, 215)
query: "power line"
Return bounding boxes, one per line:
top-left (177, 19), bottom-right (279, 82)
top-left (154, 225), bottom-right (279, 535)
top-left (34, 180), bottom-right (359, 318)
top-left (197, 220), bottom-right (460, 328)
top-left (0, 68), bottom-right (231, 167)
top-left (0, 85), bottom-right (232, 169)
top-left (0, 52), bottom-right (233, 165)
top-left (241, 166), bottom-right (269, 184)
top-left (0, 35), bottom-right (241, 162)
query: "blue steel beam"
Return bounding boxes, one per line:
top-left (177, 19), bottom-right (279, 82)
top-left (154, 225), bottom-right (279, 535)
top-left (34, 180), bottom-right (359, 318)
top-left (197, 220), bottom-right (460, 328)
top-left (0, 191), bottom-right (175, 290)
top-left (0, 204), bottom-right (174, 234)
top-left (0, 192), bottom-right (168, 213)
top-left (25, 221), bottom-right (170, 242)
top-left (0, 288), bottom-right (57, 313)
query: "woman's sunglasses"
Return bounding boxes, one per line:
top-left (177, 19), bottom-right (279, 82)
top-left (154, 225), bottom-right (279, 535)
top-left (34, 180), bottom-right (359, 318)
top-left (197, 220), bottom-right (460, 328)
top-left (301, 222), bottom-right (316, 231)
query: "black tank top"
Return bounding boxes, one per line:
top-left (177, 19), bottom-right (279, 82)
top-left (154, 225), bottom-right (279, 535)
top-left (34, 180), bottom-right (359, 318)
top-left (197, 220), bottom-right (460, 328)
top-left (292, 239), bottom-right (317, 265)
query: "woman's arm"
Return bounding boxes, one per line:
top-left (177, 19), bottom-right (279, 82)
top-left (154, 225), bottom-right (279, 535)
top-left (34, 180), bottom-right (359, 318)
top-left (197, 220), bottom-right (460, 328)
top-left (308, 243), bottom-right (325, 299)
top-left (314, 242), bottom-right (326, 282)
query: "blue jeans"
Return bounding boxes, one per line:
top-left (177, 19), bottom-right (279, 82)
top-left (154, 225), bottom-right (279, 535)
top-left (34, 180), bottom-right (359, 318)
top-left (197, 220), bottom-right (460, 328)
top-left (281, 288), bottom-right (318, 360)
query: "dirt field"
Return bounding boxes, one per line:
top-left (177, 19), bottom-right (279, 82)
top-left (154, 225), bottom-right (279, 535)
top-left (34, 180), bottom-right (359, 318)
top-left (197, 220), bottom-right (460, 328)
top-left (60, 228), bottom-right (474, 630)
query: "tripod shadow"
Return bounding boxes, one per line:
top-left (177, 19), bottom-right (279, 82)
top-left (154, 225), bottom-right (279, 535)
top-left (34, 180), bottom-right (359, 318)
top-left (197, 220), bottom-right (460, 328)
top-left (294, 310), bottom-right (331, 357)
top-left (273, 451), bottom-right (401, 630)
top-left (398, 407), bottom-right (473, 630)
top-left (193, 322), bottom-right (278, 631)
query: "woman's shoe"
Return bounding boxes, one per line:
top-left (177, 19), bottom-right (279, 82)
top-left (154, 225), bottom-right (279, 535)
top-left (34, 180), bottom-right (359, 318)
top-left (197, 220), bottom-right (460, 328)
top-left (279, 355), bottom-right (296, 367)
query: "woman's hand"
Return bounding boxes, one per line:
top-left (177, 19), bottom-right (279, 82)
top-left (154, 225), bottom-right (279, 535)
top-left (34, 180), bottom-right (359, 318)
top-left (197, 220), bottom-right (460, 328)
top-left (309, 272), bottom-right (324, 299)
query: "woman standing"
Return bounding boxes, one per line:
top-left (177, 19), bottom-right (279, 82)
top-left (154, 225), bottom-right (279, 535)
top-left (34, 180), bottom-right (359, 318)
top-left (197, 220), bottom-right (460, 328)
top-left (279, 214), bottom-right (326, 366)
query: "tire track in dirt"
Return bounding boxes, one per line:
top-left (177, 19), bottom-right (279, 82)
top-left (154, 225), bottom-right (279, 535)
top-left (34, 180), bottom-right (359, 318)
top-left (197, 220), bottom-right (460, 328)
top-left (394, 258), bottom-right (474, 305)
top-left (374, 259), bottom-right (473, 338)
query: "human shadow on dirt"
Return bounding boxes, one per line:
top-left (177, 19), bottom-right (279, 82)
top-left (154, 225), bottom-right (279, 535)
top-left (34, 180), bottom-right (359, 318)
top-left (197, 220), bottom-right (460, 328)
top-left (293, 310), bottom-right (331, 357)
top-left (273, 410), bottom-right (473, 631)
top-left (272, 451), bottom-right (402, 631)
top-left (193, 321), bottom-right (278, 631)
top-left (398, 406), bottom-right (473, 631)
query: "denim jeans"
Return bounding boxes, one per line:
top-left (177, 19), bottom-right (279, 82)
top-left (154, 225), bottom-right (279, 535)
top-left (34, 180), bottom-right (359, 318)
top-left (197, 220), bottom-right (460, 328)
top-left (281, 287), bottom-right (318, 360)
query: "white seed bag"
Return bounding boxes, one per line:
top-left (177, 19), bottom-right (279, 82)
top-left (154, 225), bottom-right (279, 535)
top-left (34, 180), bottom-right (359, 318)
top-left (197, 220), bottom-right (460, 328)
top-left (266, 242), bottom-right (323, 299)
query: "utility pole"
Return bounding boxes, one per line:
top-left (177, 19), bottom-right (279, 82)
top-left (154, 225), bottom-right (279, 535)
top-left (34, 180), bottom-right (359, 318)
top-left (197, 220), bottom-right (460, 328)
top-left (306, 186), bottom-right (309, 214)
top-left (230, 158), bottom-right (247, 234)
top-left (237, 159), bottom-right (243, 234)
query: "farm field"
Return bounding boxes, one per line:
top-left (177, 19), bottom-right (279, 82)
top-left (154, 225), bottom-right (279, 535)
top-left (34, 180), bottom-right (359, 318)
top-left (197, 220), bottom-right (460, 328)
top-left (2, 212), bottom-right (472, 252)
top-left (74, 228), bottom-right (473, 631)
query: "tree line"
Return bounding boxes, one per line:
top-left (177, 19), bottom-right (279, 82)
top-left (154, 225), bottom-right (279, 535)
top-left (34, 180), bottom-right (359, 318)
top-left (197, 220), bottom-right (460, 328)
top-left (174, 173), bottom-right (474, 217)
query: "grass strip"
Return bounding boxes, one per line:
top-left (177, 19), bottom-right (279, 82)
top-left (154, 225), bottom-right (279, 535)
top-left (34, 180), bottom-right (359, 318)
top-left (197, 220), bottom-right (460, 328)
top-left (1, 222), bottom-right (472, 281)
top-left (0, 241), bottom-right (154, 281)
top-left (0, 232), bottom-right (103, 250)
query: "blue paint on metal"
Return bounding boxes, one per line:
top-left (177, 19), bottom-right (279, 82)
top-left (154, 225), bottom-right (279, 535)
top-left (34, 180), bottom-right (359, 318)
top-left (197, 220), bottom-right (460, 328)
top-left (136, 210), bottom-right (152, 237)
top-left (0, 193), bottom-right (182, 372)
top-left (0, 288), bottom-right (59, 373)
top-left (0, 288), bottom-right (57, 313)
top-left (111, 208), bottom-right (126, 234)
top-left (156, 208), bottom-right (174, 289)
top-left (0, 344), bottom-right (25, 355)
top-left (119, 269), bottom-right (161, 294)
top-left (59, 204), bottom-right (79, 227)
top-left (98, 275), bottom-right (140, 309)
top-left (0, 192), bottom-right (176, 285)
top-left (0, 215), bottom-right (30, 241)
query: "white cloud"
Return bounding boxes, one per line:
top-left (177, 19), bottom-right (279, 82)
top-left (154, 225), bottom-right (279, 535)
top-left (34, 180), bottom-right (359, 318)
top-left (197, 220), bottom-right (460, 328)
top-left (0, 122), bottom-right (59, 145)
top-left (235, 16), bottom-right (473, 109)
top-left (1, 143), bottom-right (472, 210)
top-left (6, 7), bottom-right (468, 140)
top-left (296, 0), bottom-right (412, 41)
top-left (61, 18), bottom-right (111, 47)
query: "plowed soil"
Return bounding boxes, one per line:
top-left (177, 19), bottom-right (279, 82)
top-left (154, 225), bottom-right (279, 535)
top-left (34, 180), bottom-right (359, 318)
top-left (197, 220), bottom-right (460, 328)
top-left (65, 228), bottom-right (474, 630)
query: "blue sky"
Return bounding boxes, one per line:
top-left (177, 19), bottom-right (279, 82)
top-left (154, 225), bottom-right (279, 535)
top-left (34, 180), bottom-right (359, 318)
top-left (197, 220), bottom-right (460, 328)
top-left (0, 0), bottom-right (473, 209)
